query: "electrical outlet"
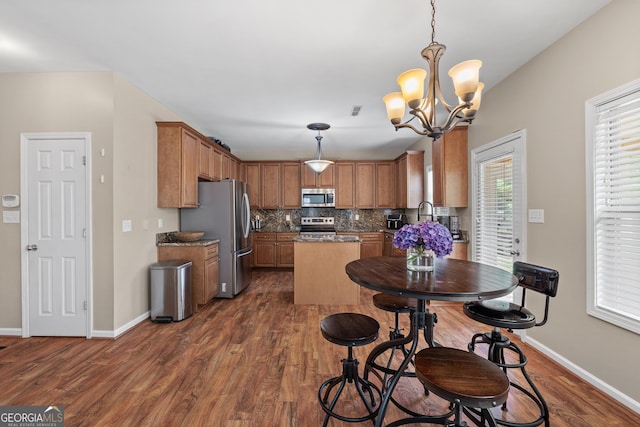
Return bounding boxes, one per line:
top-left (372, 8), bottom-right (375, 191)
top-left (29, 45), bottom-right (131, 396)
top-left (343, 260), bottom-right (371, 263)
top-left (285, 214), bottom-right (291, 222)
top-left (158, 219), bottom-right (163, 229)
top-left (355, 214), bottom-right (360, 220)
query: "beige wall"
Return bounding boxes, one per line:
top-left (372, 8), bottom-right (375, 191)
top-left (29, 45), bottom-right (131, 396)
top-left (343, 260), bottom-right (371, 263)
top-left (0, 72), bottom-right (115, 330)
top-left (111, 74), bottom-right (181, 331)
top-left (463, 0), bottom-right (640, 403)
top-left (0, 71), bottom-right (181, 334)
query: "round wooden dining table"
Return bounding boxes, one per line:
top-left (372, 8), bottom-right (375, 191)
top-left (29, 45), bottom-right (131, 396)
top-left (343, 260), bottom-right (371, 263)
top-left (345, 256), bottom-right (518, 427)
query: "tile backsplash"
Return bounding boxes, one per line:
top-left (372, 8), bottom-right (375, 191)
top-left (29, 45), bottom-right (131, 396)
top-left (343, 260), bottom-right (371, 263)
top-left (250, 208), bottom-right (406, 232)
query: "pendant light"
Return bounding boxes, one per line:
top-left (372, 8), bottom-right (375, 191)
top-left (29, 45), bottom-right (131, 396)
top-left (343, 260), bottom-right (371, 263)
top-left (304, 123), bottom-right (333, 174)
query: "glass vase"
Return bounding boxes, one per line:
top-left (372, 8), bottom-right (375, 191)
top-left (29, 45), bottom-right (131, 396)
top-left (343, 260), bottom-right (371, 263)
top-left (406, 247), bottom-right (435, 272)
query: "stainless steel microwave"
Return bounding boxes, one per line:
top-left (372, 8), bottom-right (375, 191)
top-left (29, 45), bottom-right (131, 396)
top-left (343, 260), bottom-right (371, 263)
top-left (301, 188), bottom-right (335, 207)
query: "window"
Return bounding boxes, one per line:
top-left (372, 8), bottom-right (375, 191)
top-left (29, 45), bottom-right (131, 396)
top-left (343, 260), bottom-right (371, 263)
top-left (586, 79), bottom-right (640, 335)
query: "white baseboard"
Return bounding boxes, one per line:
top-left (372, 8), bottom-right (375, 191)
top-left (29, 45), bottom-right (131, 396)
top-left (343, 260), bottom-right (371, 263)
top-left (524, 335), bottom-right (640, 414)
top-left (0, 328), bottom-right (22, 336)
top-left (91, 311), bottom-right (150, 339)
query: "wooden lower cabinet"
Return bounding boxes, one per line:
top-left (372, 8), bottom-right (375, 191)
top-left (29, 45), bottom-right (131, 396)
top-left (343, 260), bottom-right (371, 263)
top-left (157, 242), bottom-right (220, 310)
top-left (359, 232), bottom-right (383, 258)
top-left (253, 232), bottom-right (298, 267)
top-left (276, 232), bottom-right (297, 267)
top-left (449, 242), bottom-right (468, 260)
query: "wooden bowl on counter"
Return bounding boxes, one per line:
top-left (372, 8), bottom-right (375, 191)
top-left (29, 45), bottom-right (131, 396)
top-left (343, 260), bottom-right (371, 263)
top-left (173, 231), bottom-right (205, 242)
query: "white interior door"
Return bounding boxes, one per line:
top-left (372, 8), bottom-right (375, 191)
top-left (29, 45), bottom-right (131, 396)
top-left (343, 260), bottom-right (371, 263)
top-left (21, 133), bottom-right (91, 337)
top-left (471, 130), bottom-right (526, 272)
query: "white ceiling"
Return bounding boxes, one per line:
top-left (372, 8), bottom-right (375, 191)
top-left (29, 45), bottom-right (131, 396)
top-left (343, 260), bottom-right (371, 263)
top-left (0, 0), bottom-right (610, 156)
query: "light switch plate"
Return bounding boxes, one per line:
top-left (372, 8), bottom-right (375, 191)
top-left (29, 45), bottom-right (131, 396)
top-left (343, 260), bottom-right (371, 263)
top-left (122, 219), bottom-right (132, 232)
top-left (3, 211), bottom-right (20, 223)
top-left (528, 209), bottom-right (544, 223)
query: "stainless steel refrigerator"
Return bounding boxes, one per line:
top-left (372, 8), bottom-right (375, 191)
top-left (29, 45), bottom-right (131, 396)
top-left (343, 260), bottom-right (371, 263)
top-left (180, 179), bottom-right (252, 298)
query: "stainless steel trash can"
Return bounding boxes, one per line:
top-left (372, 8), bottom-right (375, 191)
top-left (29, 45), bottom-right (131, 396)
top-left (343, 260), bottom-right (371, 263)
top-left (149, 260), bottom-right (193, 322)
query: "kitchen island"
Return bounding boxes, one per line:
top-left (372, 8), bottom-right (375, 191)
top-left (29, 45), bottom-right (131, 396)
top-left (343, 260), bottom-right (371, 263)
top-left (293, 234), bottom-right (361, 304)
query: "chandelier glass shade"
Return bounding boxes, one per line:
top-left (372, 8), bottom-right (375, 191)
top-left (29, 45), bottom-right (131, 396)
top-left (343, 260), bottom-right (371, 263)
top-left (304, 123), bottom-right (333, 174)
top-left (383, 0), bottom-right (484, 139)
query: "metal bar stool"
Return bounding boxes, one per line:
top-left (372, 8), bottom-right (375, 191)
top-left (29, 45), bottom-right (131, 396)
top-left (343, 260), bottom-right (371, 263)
top-left (386, 346), bottom-right (510, 426)
top-left (371, 293), bottom-right (418, 379)
top-left (318, 312), bottom-right (382, 426)
top-left (464, 261), bottom-right (559, 427)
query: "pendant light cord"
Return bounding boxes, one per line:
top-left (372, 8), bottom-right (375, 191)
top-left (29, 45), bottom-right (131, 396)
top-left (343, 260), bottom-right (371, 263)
top-left (430, 0), bottom-right (437, 44)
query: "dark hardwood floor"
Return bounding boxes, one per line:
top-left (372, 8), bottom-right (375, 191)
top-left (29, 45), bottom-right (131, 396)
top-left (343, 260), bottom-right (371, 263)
top-left (1, 269), bottom-right (638, 426)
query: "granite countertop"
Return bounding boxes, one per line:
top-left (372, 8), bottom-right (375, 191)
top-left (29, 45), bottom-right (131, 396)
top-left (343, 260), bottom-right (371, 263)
top-left (156, 232), bottom-right (219, 247)
top-left (293, 235), bottom-right (361, 243)
top-left (157, 239), bottom-right (219, 247)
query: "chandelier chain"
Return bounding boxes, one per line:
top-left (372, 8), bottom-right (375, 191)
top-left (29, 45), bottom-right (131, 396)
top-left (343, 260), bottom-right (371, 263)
top-left (430, 0), bottom-right (436, 44)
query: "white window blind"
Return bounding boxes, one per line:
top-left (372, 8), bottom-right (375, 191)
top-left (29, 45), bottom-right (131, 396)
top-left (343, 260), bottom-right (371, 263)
top-left (586, 80), bottom-right (640, 334)
top-left (474, 154), bottom-right (514, 272)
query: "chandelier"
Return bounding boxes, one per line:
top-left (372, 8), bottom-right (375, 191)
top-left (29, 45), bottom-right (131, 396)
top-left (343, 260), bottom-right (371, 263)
top-left (383, 0), bottom-right (484, 139)
top-left (304, 123), bottom-right (333, 174)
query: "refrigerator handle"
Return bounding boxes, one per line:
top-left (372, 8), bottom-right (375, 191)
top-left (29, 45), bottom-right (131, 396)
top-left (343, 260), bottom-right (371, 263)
top-left (242, 192), bottom-right (251, 239)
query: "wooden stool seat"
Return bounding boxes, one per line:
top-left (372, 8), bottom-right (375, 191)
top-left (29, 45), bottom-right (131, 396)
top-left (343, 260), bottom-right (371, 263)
top-left (320, 312), bottom-right (379, 347)
top-left (319, 313), bottom-right (381, 426)
top-left (415, 347), bottom-right (509, 410)
top-left (373, 293), bottom-right (418, 313)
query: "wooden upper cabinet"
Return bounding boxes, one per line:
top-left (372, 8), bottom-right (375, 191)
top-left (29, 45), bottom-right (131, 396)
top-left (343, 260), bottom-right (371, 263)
top-left (395, 151), bottom-right (424, 209)
top-left (211, 148), bottom-right (222, 181)
top-left (157, 121), bottom-right (242, 207)
top-left (157, 123), bottom-right (199, 208)
top-left (301, 163), bottom-right (335, 188)
top-left (335, 162), bottom-right (355, 208)
top-left (245, 163), bottom-right (261, 208)
top-left (432, 127), bottom-right (468, 207)
top-left (375, 161), bottom-right (395, 208)
top-left (198, 140), bottom-right (212, 180)
top-left (261, 162), bottom-right (281, 208)
top-left (281, 162), bottom-right (301, 209)
top-left (355, 162), bottom-right (375, 208)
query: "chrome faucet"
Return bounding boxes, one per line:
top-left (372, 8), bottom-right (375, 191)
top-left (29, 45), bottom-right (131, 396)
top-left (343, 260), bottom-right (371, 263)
top-left (417, 201), bottom-right (434, 222)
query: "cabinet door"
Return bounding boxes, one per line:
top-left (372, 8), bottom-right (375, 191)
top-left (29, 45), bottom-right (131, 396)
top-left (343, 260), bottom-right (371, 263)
top-left (276, 242), bottom-right (295, 267)
top-left (433, 127), bottom-right (468, 207)
top-left (211, 148), bottom-right (222, 181)
top-left (181, 129), bottom-right (199, 208)
top-left (359, 232), bottom-right (383, 258)
top-left (395, 151), bottom-right (424, 209)
top-left (376, 161), bottom-right (395, 208)
top-left (318, 164), bottom-right (335, 188)
top-left (335, 162), bottom-right (355, 208)
top-left (395, 155), bottom-right (408, 208)
top-left (245, 163), bottom-right (261, 208)
top-left (261, 163), bottom-right (281, 209)
top-left (204, 256), bottom-right (219, 301)
top-left (229, 157), bottom-right (238, 180)
top-left (355, 162), bottom-right (375, 208)
top-left (281, 162), bottom-right (301, 208)
top-left (254, 241), bottom-right (277, 267)
top-left (199, 140), bottom-right (211, 179)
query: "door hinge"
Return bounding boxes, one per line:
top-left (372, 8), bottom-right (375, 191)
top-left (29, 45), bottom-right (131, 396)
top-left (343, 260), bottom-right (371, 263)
top-left (82, 155), bottom-right (86, 166)
top-left (83, 301), bottom-right (87, 311)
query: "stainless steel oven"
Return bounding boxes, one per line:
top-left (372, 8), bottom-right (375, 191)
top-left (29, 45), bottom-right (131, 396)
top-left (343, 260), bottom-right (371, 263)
top-left (300, 216), bottom-right (336, 237)
top-left (301, 188), bottom-right (335, 208)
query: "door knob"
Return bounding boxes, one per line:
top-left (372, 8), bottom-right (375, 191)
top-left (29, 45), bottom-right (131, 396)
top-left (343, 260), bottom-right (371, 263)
top-left (26, 244), bottom-right (38, 251)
